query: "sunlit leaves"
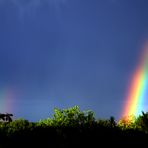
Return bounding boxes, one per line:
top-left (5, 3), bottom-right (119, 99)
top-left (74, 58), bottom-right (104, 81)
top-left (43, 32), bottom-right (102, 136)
top-left (117, 115), bottom-right (137, 129)
top-left (38, 106), bottom-right (95, 127)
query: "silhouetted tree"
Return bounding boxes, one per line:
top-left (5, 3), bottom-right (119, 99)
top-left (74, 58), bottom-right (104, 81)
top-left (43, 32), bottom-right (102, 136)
top-left (109, 116), bottom-right (116, 128)
top-left (0, 113), bottom-right (5, 121)
top-left (0, 113), bottom-right (13, 122)
top-left (5, 113), bottom-right (13, 122)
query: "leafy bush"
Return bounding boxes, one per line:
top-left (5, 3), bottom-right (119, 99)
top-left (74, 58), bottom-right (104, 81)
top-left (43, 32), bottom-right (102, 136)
top-left (6, 118), bottom-right (34, 135)
top-left (38, 106), bottom-right (96, 127)
top-left (117, 115), bottom-right (137, 130)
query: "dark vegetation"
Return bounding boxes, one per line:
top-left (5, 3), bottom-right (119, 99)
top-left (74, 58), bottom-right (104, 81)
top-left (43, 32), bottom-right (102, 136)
top-left (0, 106), bottom-right (148, 147)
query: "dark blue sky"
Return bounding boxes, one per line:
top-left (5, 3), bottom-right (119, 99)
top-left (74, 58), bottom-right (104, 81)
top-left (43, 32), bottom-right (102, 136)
top-left (0, 0), bottom-right (148, 121)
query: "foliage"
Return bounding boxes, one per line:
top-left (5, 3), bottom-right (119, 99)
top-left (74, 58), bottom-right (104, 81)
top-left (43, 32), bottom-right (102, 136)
top-left (97, 116), bottom-right (116, 128)
top-left (117, 115), bottom-right (137, 129)
top-left (134, 112), bottom-right (148, 133)
top-left (0, 107), bottom-right (148, 147)
top-left (6, 118), bottom-right (34, 135)
top-left (38, 106), bottom-right (95, 127)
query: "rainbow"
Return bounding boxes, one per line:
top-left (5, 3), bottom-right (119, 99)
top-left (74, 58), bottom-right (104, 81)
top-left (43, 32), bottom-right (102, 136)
top-left (0, 87), bottom-right (16, 113)
top-left (122, 42), bottom-right (148, 118)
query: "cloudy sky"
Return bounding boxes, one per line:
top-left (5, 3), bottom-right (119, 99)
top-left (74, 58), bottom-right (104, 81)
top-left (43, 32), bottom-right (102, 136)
top-left (0, 0), bottom-right (148, 121)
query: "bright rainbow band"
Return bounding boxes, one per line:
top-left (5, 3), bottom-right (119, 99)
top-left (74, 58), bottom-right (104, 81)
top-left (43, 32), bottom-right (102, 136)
top-left (122, 42), bottom-right (148, 117)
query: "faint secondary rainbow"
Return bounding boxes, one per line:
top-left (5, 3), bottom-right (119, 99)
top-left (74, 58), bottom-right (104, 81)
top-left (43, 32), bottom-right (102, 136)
top-left (122, 42), bottom-right (148, 118)
top-left (0, 87), bottom-right (17, 114)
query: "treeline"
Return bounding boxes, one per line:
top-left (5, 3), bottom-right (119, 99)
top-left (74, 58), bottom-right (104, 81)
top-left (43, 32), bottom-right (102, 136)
top-left (0, 106), bottom-right (148, 147)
